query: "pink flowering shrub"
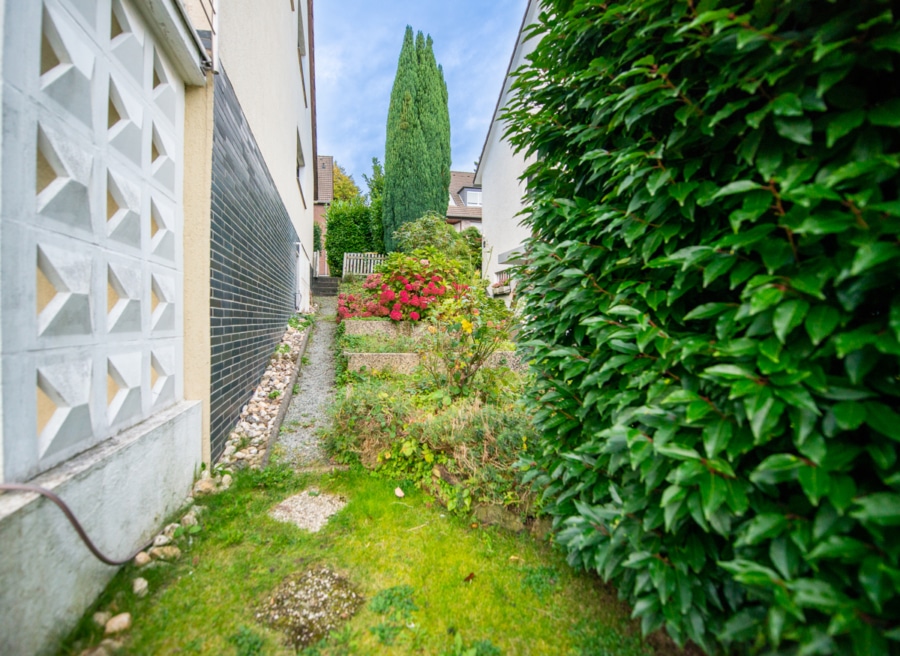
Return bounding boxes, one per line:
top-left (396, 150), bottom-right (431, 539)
top-left (337, 250), bottom-right (468, 323)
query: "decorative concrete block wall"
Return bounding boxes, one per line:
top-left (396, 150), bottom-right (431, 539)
top-left (0, 2), bottom-right (203, 654)
top-left (1, 0), bottom-right (186, 483)
top-left (209, 68), bottom-right (300, 460)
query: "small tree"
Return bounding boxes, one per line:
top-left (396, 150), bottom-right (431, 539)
top-left (363, 158), bottom-right (386, 254)
top-left (460, 227), bottom-right (482, 274)
top-left (333, 162), bottom-right (361, 201)
top-left (325, 199), bottom-right (373, 277)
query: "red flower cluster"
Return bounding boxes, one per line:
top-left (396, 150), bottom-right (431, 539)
top-left (337, 271), bottom-right (449, 322)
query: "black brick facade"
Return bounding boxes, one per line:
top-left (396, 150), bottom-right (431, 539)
top-left (209, 68), bottom-right (298, 460)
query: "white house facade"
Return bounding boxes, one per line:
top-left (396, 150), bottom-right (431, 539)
top-left (474, 0), bottom-right (540, 306)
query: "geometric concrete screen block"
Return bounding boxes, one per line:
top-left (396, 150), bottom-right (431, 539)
top-left (40, 6), bottom-right (94, 129)
top-left (150, 124), bottom-right (176, 192)
top-left (152, 49), bottom-right (177, 121)
top-left (36, 242), bottom-right (93, 337)
top-left (106, 170), bottom-right (141, 248)
top-left (35, 125), bottom-right (92, 232)
top-left (107, 261), bottom-right (142, 334)
top-left (150, 272), bottom-right (175, 332)
top-left (150, 197), bottom-right (175, 262)
top-left (108, 76), bottom-right (143, 164)
top-left (3, 0), bottom-right (186, 484)
top-left (110, 0), bottom-right (144, 84)
top-left (107, 351), bottom-right (142, 427)
top-left (150, 347), bottom-right (175, 409)
top-left (36, 356), bottom-right (93, 459)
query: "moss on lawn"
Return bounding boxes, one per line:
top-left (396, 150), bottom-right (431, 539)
top-left (56, 462), bottom-right (690, 656)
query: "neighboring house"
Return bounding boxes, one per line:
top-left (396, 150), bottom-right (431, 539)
top-left (313, 154), bottom-right (333, 275)
top-left (0, 1), bottom-right (317, 654)
top-left (474, 0), bottom-right (540, 306)
top-left (446, 170), bottom-right (482, 232)
top-left (315, 154), bottom-right (334, 228)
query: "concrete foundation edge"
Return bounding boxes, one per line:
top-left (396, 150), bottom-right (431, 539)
top-left (0, 400), bottom-right (203, 656)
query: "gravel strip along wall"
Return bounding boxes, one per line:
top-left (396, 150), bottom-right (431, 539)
top-left (209, 67), bottom-right (300, 460)
top-left (277, 298), bottom-right (338, 468)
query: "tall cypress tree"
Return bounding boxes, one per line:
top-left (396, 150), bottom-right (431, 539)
top-left (383, 26), bottom-right (451, 251)
top-left (417, 34), bottom-right (451, 214)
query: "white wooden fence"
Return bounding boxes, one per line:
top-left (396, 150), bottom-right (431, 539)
top-left (342, 252), bottom-right (386, 279)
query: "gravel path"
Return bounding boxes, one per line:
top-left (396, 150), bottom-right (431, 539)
top-left (277, 297), bottom-right (338, 468)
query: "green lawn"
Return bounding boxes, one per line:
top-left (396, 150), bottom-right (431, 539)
top-left (59, 463), bottom-right (667, 656)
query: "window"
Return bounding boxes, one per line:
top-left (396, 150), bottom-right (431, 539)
top-left (296, 130), bottom-right (307, 208)
top-left (296, 5), bottom-right (308, 108)
top-left (297, 5), bottom-right (306, 56)
top-left (466, 190), bottom-right (482, 206)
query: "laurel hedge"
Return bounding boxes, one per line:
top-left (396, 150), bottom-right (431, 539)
top-left (506, 1), bottom-right (900, 654)
top-left (325, 199), bottom-right (375, 277)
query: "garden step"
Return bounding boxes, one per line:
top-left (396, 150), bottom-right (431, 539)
top-left (311, 276), bottom-right (341, 296)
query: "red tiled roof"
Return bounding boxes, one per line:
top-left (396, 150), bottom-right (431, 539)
top-left (447, 205), bottom-right (483, 219)
top-left (446, 170), bottom-right (481, 220)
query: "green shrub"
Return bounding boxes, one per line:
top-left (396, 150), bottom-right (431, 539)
top-left (461, 227), bottom-right (483, 274)
top-left (393, 212), bottom-right (475, 271)
top-left (325, 367), bottom-right (536, 513)
top-left (325, 199), bottom-right (374, 276)
top-left (507, 2), bottom-right (900, 654)
top-left (313, 222), bottom-right (323, 252)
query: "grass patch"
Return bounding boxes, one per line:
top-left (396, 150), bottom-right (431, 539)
top-left (58, 463), bottom-right (667, 656)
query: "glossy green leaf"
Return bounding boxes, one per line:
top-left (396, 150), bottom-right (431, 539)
top-left (798, 464), bottom-right (830, 506)
top-left (865, 403), bottom-right (900, 441)
top-left (773, 299), bottom-right (809, 343)
top-left (774, 116), bottom-right (813, 144)
top-left (804, 305), bottom-right (840, 346)
top-left (850, 493), bottom-right (900, 526)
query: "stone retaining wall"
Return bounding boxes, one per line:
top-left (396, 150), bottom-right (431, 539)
top-left (346, 351), bottom-right (522, 374)
top-left (342, 319), bottom-right (426, 338)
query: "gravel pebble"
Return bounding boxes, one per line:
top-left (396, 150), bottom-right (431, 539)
top-left (269, 490), bottom-right (346, 532)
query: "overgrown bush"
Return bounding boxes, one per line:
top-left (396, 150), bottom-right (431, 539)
top-left (325, 369), bottom-right (536, 514)
top-left (393, 212), bottom-right (476, 270)
top-left (325, 199), bottom-right (374, 276)
top-left (507, 2), bottom-right (900, 654)
top-left (461, 226), bottom-right (483, 273)
top-left (418, 283), bottom-right (513, 399)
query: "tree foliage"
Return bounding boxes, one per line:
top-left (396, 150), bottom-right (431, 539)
top-left (325, 199), bottom-right (373, 277)
top-left (333, 162), bottom-right (361, 202)
top-left (383, 26), bottom-right (451, 252)
top-left (364, 157), bottom-right (386, 254)
top-left (507, 1), bottom-right (900, 654)
top-left (416, 33), bottom-right (452, 214)
top-left (393, 212), bottom-right (474, 272)
top-left (313, 222), bottom-right (322, 252)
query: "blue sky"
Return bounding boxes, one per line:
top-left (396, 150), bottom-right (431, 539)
top-left (314, 0), bottom-right (528, 190)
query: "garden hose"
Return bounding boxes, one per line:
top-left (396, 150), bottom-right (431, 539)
top-left (0, 483), bottom-right (152, 566)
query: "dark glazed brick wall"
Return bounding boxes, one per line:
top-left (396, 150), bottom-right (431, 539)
top-left (209, 67), bottom-right (298, 460)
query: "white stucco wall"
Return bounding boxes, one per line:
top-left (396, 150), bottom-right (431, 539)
top-left (475, 0), bottom-right (540, 304)
top-left (216, 0), bottom-right (315, 276)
